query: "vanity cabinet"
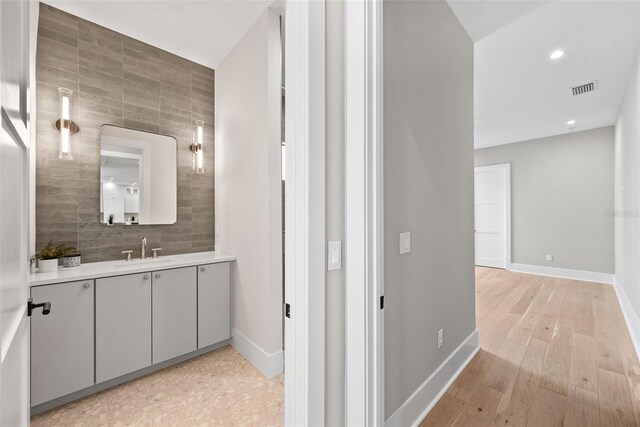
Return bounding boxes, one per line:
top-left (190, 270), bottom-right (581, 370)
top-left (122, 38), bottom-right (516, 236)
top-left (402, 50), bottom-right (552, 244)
top-left (96, 273), bottom-right (152, 383)
top-left (198, 263), bottom-right (231, 348)
top-left (29, 253), bottom-right (234, 413)
top-left (30, 280), bottom-right (94, 406)
top-left (152, 267), bottom-right (197, 363)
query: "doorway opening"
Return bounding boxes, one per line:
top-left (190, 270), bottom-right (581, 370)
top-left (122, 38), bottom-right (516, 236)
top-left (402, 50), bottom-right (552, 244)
top-left (474, 163), bottom-right (511, 269)
top-left (9, 1), bottom-right (325, 426)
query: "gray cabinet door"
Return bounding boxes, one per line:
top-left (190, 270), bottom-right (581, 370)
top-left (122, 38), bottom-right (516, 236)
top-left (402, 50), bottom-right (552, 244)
top-left (197, 263), bottom-right (231, 348)
top-left (152, 267), bottom-right (197, 363)
top-left (96, 273), bottom-right (151, 383)
top-left (31, 280), bottom-right (94, 406)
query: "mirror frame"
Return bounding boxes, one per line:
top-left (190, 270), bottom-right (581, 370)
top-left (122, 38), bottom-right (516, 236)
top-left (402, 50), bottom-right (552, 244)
top-left (99, 124), bottom-right (179, 226)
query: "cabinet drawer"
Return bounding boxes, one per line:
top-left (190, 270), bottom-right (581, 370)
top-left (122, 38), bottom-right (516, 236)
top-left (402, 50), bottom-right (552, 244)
top-left (31, 280), bottom-right (94, 406)
top-left (198, 263), bottom-right (231, 348)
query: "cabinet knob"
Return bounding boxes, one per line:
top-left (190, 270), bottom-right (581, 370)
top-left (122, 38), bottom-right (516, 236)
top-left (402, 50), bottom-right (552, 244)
top-left (143, 275), bottom-right (150, 280)
top-left (83, 282), bottom-right (90, 289)
top-left (200, 267), bottom-right (206, 272)
top-left (155, 273), bottom-right (161, 279)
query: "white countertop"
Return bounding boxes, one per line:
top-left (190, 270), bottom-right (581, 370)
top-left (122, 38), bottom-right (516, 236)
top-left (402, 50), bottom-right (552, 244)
top-left (30, 251), bottom-right (236, 287)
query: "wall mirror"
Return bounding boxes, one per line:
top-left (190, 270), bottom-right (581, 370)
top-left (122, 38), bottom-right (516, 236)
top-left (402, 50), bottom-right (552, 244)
top-left (100, 125), bottom-right (177, 225)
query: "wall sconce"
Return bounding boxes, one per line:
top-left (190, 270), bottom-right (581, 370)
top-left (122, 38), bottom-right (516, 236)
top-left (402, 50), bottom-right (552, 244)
top-left (54, 87), bottom-right (78, 160)
top-left (191, 119), bottom-right (204, 174)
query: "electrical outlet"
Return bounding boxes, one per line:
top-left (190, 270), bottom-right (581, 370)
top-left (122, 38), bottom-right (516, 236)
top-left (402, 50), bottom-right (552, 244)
top-left (546, 254), bottom-right (553, 262)
top-left (438, 328), bottom-right (444, 349)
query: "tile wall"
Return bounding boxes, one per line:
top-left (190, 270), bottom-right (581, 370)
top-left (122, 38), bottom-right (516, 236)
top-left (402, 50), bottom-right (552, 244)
top-left (36, 3), bottom-right (215, 262)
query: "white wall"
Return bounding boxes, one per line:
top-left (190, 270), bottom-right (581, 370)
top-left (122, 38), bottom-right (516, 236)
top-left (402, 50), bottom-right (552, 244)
top-left (615, 42), bottom-right (640, 316)
top-left (383, 0), bottom-right (476, 420)
top-left (475, 126), bottom-right (615, 274)
top-left (325, 0), bottom-right (345, 424)
top-left (310, 2), bottom-right (353, 421)
top-left (215, 8), bottom-right (283, 377)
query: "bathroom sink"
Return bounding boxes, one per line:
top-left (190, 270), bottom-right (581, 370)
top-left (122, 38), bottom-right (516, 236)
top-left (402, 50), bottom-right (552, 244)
top-left (113, 258), bottom-right (173, 268)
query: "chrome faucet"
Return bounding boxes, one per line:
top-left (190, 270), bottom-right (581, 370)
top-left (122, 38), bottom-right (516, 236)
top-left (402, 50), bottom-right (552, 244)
top-left (141, 237), bottom-right (147, 260)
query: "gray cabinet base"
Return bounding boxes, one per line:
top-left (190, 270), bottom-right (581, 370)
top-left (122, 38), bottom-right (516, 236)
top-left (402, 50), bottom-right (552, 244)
top-left (30, 340), bottom-right (230, 416)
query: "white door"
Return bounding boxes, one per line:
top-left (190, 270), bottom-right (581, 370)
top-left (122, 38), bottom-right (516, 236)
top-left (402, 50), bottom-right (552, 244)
top-left (474, 164), bottom-right (510, 269)
top-left (0, 0), bottom-right (32, 425)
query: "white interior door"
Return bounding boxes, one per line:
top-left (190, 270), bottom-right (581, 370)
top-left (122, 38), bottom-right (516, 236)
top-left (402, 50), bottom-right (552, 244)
top-left (474, 164), bottom-right (510, 269)
top-left (0, 0), bottom-right (32, 425)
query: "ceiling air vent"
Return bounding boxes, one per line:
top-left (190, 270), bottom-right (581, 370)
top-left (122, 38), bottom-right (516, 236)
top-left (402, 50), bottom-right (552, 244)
top-left (571, 80), bottom-right (598, 96)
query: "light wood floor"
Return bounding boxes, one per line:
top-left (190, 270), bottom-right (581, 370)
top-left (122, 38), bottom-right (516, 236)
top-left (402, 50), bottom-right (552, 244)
top-left (421, 267), bottom-right (640, 427)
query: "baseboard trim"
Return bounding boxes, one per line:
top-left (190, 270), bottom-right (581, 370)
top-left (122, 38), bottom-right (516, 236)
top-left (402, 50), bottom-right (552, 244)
top-left (612, 278), bottom-right (640, 362)
top-left (385, 330), bottom-right (479, 427)
top-left (508, 263), bottom-right (614, 284)
top-left (231, 328), bottom-right (283, 379)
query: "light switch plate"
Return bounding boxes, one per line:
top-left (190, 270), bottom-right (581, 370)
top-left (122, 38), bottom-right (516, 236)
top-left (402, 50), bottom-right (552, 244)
top-left (328, 241), bottom-right (342, 271)
top-left (399, 232), bottom-right (411, 255)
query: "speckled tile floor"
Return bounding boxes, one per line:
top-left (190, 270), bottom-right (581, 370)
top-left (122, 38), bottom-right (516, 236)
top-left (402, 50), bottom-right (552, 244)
top-left (31, 346), bottom-right (284, 427)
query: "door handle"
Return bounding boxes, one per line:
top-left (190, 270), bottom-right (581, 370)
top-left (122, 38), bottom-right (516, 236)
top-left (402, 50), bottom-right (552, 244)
top-left (27, 298), bottom-right (51, 316)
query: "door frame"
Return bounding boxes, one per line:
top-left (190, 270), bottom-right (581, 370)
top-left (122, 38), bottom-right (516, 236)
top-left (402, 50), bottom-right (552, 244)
top-left (345, 0), bottom-right (384, 424)
top-left (283, 0), bottom-right (326, 425)
top-left (22, 0), bottom-right (327, 424)
top-left (0, 0), bottom-right (36, 424)
top-left (287, 0), bottom-right (386, 423)
top-left (474, 163), bottom-right (512, 269)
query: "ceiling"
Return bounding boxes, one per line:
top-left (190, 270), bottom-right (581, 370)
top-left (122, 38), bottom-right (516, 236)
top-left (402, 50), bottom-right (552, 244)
top-left (42, 0), bottom-right (275, 69)
top-left (448, 1), bottom-right (640, 148)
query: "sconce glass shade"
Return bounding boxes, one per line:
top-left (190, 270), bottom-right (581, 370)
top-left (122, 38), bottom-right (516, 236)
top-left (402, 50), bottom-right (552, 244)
top-left (56, 87), bottom-right (76, 160)
top-left (191, 119), bottom-right (204, 174)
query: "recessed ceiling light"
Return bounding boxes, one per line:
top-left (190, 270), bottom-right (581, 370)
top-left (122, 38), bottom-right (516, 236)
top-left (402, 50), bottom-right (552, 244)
top-left (550, 50), bottom-right (565, 60)
top-left (567, 120), bottom-right (576, 126)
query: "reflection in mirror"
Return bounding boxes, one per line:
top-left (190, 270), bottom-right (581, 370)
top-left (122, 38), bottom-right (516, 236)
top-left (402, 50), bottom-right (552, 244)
top-left (100, 125), bottom-right (177, 225)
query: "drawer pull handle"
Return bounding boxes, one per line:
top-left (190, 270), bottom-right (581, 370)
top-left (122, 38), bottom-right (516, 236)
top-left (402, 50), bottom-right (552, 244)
top-left (83, 283), bottom-right (90, 289)
top-left (143, 275), bottom-right (150, 280)
top-left (155, 273), bottom-right (161, 279)
top-left (200, 267), bottom-right (206, 272)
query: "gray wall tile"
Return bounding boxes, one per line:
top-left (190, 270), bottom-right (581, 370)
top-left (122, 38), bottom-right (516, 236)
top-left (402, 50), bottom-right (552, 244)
top-left (36, 3), bottom-right (215, 262)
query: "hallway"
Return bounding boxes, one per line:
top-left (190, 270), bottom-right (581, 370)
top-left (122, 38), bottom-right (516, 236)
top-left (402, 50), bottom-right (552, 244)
top-left (421, 268), bottom-right (640, 426)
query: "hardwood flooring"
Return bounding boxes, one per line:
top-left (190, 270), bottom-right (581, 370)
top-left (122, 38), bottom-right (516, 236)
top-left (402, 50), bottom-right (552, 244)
top-left (420, 267), bottom-right (640, 427)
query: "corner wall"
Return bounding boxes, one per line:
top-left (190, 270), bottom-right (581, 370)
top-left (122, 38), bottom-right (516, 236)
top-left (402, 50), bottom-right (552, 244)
top-left (215, 9), bottom-right (283, 378)
top-left (615, 42), bottom-right (640, 323)
top-left (383, 0), bottom-right (476, 422)
top-left (475, 126), bottom-right (615, 275)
